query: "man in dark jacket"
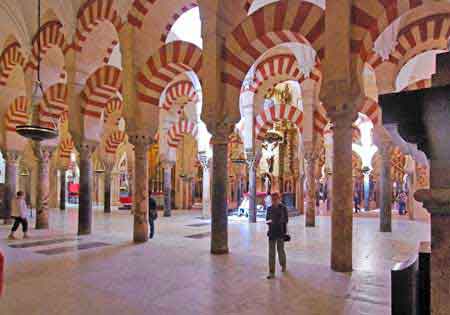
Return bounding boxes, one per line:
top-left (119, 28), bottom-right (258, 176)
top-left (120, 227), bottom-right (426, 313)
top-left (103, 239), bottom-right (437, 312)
top-left (266, 192), bottom-right (288, 279)
top-left (148, 192), bottom-right (158, 239)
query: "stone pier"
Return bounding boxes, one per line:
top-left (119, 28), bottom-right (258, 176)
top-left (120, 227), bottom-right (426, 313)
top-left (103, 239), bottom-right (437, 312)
top-left (33, 144), bottom-right (54, 230)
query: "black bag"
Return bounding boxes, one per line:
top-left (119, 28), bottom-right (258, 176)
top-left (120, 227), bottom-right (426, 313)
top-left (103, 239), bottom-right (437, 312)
top-left (283, 234), bottom-right (291, 242)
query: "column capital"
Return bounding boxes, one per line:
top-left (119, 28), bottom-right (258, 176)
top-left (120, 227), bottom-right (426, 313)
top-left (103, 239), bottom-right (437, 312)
top-left (32, 142), bottom-right (56, 162)
top-left (327, 106), bottom-right (358, 124)
top-left (415, 188), bottom-right (450, 215)
top-left (198, 154), bottom-right (211, 170)
top-left (161, 160), bottom-right (175, 169)
top-left (76, 140), bottom-right (98, 160)
top-left (128, 130), bottom-right (154, 148)
top-left (4, 150), bottom-right (21, 164)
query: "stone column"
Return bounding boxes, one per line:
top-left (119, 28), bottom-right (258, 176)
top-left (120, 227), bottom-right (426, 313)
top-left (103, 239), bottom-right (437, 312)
top-left (304, 151), bottom-right (317, 227)
top-left (129, 132), bottom-right (152, 243)
top-left (162, 161), bottom-right (174, 217)
top-left (245, 150), bottom-right (257, 223)
top-left (296, 174), bottom-right (305, 215)
top-left (59, 169), bottom-right (66, 210)
top-left (198, 154), bottom-right (211, 219)
top-left (104, 164), bottom-right (113, 214)
top-left (379, 142), bottom-right (393, 232)
top-left (211, 137), bottom-right (229, 254)
top-left (329, 109), bottom-right (354, 272)
top-left (3, 151), bottom-right (20, 223)
top-left (33, 144), bottom-right (54, 229)
top-left (76, 141), bottom-right (97, 235)
top-left (49, 164), bottom-right (58, 209)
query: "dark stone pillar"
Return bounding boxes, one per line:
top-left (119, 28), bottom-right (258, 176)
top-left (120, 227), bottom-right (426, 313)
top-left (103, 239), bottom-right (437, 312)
top-left (129, 132), bottom-right (152, 243)
top-left (59, 169), bottom-right (66, 210)
top-left (304, 151), bottom-right (317, 227)
top-left (33, 144), bottom-right (54, 230)
top-left (379, 143), bottom-right (393, 232)
top-left (246, 151), bottom-right (257, 223)
top-left (211, 138), bottom-right (229, 255)
top-left (104, 169), bottom-right (112, 214)
top-left (162, 162), bottom-right (174, 217)
top-left (77, 141), bottom-right (96, 235)
top-left (329, 108), bottom-right (354, 272)
top-left (3, 151), bottom-right (19, 223)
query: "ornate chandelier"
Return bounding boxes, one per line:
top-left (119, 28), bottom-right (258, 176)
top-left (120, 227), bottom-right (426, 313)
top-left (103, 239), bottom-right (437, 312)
top-left (16, 0), bottom-right (58, 141)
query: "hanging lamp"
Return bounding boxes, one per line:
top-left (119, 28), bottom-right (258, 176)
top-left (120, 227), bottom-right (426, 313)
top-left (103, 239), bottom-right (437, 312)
top-left (16, 0), bottom-right (58, 141)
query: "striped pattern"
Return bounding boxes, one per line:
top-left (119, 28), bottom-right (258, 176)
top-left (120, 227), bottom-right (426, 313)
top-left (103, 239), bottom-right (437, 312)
top-left (105, 130), bottom-right (126, 154)
top-left (59, 137), bottom-right (74, 160)
top-left (246, 54), bottom-right (321, 94)
top-left (74, 0), bottom-right (123, 52)
top-left (161, 2), bottom-right (198, 42)
top-left (4, 96), bottom-right (30, 132)
top-left (229, 132), bottom-right (243, 144)
top-left (404, 78), bottom-right (431, 91)
top-left (39, 83), bottom-right (68, 128)
top-left (104, 98), bottom-right (123, 122)
top-left (0, 42), bottom-right (26, 86)
top-left (369, 13), bottom-right (450, 70)
top-left (167, 119), bottom-right (198, 148)
top-left (103, 40), bottom-right (119, 64)
top-left (60, 110), bottom-right (69, 125)
top-left (254, 103), bottom-right (303, 140)
top-left (81, 65), bottom-right (122, 119)
top-left (128, 0), bottom-right (156, 29)
top-left (137, 41), bottom-right (202, 106)
top-left (357, 97), bottom-right (380, 125)
top-left (162, 80), bottom-right (198, 111)
top-left (351, 0), bottom-right (425, 72)
top-left (29, 21), bottom-right (69, 70)
top-left (314, 104), bottom-right (328, 135)
top-left (223, 1), bottom-right (325, 92)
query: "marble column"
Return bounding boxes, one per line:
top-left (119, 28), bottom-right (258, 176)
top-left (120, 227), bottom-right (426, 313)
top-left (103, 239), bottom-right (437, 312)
top-left (379, 142), bottom-right (393, 232)
top-left (211, 137), bottom-right (229, 254)
top-left (77, 141), bottom-right (97, 235)
top-left (304, 151), bottom-right (317, 227)
top-left (129, 133), bottom-right (152, 243)
top-left (296, 175), bottom-right (305, 215)
top-left (49, 165), bottom-right (58, 209)
top-left (33, 144), bottom-right (54, 230)
top-left (59, 169), bottom-right (66, 210)
top-left (329, 108), bottom-right (354, 272)
top-left (246, 151), bottom-right (257, 223)
top-left (198, 154), bottom-right (211, 219)
top-left (104, 166), bottom-right (113, 214)
top-left (162, 161), bottom-right (174, 217)
top-left (3, 151), bottom-right (20, 223)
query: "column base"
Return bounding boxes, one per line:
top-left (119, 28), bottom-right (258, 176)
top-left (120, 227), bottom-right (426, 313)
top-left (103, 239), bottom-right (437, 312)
top-left (211, 247), bottom-right (229, 255)
top-left (305, 221), bottom-right (316, 228)
top-left (163, 212), bottom-right (171, 217)
top-left (380, 225), bottom-right (392, 233)
top-left (331, 262), bottom-right (353, 273)
top-left (35, 212), bottom-right (49, 230)
top-left (78, 229), bottom-right (91, 236)
top-left (133, 219), bottom-right (149, 243)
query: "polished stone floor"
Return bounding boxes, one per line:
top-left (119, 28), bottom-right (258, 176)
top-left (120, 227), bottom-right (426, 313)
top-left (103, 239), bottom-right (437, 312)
top-left (0, 208), bottom-right (429, 315)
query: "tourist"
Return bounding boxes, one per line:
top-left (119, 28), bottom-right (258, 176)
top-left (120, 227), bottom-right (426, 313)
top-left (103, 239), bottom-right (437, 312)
top-left (266, 192), bottom-right (288, 279)
top-left (353, 191), bottom-right (360, 213)
top-left (397, 191), bottom-right (407, 215)
top-left (148, 192), bottom-right (158, 239)
top-left (8, 191), bottom-right (29, 240)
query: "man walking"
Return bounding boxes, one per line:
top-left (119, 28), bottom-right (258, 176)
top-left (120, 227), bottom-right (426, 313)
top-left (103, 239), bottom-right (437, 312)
top-left (266, 192), bottom-right (288, 279)
top-left (8, 191), bottom-right (29, 240)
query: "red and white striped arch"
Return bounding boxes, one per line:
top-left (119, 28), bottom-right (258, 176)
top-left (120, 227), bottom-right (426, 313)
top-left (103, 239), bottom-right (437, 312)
top-left (105, 130), bottom-right (126, 154)
top-left (167, 119), bottom-right (198, 148)
top-left (59, 137), bottom-right (75, 160)
top-left (73, 0), bottom-right (124, 52)
top-left (162, 80), bottom-right (198, 111)
top-left (369, 13), bottom-right (450, 70)
top-left (160, 2), bottom-right (198, 42)
top-left (39, 83), bottom-right (68, 128)
top-left (0, 41), bottom-right (26, 86)
top-left (4, 96), bottom-right (29, 132)
top-left (104, 98), bottom-right (123, 123)
top-left (137, 41), bottom-right (202, 106)
top-left (352, 0), bottom-right (427, 76)
top-left (223, 1), bottom-right (325, 92)
top-left (314, 104), bottom-right (328, 135)
top-left (246, 54), bottom-right (321, 94)
top-left (60, 110), bottom-right (69, 125)
top-left (81, 65), bottom-right (122, 119)
top-left (28, 21), bottom-right (69, 71)
top-left (254, 103), bottom-right (303, 141)
top-left (128, 0), bottom-right (157, 29)
top-left (357, 97), bottom-right (380, 125)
